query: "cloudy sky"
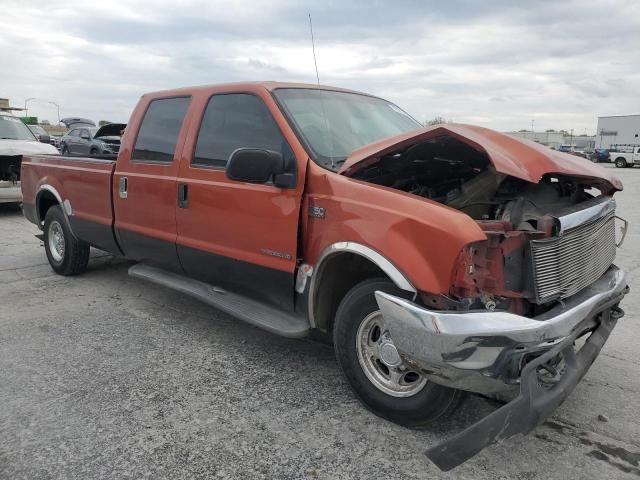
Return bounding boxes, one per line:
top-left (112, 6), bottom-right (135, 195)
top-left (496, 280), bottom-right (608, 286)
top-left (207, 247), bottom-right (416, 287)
top-left (1, 0), bottom-right (638, 133)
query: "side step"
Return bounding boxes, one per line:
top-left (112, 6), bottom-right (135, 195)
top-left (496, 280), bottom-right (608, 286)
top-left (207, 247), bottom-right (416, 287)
top-left (128, 264), bottom-right (310, 338)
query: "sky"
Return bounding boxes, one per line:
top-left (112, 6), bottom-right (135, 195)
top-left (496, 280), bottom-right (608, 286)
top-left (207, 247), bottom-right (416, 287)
top-left (1, 0), bottom-right (638, 134)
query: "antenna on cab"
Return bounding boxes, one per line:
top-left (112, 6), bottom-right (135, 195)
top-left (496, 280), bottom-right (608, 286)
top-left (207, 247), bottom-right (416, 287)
top-left (308, 13), bottom-right (321, 85)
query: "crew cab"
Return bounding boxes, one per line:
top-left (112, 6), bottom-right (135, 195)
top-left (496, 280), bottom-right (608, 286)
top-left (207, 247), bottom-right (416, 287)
top-left (611, 145), bottom-right (640, 168)
top-left (20, 82), bottom-right (629, 470)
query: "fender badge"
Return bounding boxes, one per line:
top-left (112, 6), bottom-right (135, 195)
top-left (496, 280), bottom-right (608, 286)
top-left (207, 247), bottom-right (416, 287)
top-left (260, 248), bottom-right (292, 260)
top-left (309, 205), bottom-right (325, 219)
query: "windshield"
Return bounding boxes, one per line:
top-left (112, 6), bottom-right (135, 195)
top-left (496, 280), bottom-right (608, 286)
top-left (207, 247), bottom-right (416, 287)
top-left (273, 88), bottom-right (420, 170)
top-left (0, 115), bottom-right (38, 141)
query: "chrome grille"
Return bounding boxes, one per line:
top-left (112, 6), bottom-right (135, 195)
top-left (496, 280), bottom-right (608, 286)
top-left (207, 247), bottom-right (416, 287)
top-left (530, 209), bottom-right (616, 303)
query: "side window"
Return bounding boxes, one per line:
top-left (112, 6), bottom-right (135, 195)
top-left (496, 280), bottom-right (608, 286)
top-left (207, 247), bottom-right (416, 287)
top-left (193, 93), bottom-right (285, 168)
top-left (132, 96), bottom-right (191, 163)
top-left (69, 129), bottom-right (79, 137)
top-left (80, 129), bottom-right (89, 139)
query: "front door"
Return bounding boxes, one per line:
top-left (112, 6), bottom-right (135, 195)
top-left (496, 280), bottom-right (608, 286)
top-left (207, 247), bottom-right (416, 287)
top-left (175, 91), bottom-right (305, 310)
top-left (78, 128), bottom-right (91, 155)
top-left (65, 129), bottom-right (80, 154)
top-left (113, 95), bottom-right (192, 272)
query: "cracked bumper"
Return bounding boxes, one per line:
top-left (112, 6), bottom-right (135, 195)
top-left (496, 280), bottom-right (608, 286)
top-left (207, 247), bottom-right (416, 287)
top-left (375, 265), bottom-right (628, 470)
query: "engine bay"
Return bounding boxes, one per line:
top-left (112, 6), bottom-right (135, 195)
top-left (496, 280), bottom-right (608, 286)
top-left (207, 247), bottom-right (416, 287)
top-left (349, 135), bottom-right (599, 231)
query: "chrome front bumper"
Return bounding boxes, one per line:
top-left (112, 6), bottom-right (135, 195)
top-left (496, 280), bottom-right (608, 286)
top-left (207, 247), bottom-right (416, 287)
top-left (375, 265), bottom-right (628, 394)
top-left (0, 181), bottom-right (22, 204)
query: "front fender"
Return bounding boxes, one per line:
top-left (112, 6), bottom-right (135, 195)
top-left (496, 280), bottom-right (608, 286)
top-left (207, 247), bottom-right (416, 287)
top-left (303, 163), bottom-right (487, 296)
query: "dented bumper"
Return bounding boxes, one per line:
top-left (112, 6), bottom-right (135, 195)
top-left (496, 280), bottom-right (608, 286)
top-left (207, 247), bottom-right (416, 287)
top-left (375, 265), bottom-right (628, 470)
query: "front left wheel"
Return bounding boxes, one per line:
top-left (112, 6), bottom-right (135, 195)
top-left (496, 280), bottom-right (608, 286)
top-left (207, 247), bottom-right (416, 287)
top-left (333, 278), bottom-right (463, 428)
top-left (44, 205), bottom-right (90, 275)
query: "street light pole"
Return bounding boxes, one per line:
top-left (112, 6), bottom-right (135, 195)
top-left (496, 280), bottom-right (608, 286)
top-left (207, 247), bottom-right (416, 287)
top-left (48, 101), bottom-right (60, 123)
top-left (24, 97), bottom-right (36, 117)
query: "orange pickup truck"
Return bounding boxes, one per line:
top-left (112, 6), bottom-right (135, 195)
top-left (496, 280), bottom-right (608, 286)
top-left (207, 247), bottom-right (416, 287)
top-left (20, 82), bottom-right (629, 470)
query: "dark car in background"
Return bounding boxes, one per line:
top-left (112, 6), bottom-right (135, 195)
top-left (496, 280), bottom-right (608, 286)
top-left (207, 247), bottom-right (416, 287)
top-left (27, 124), bottom-right (52, 145)
top-left (591, 148), bottom-right (611, 163)
top-left (59, 123), bottom-right (126, 156)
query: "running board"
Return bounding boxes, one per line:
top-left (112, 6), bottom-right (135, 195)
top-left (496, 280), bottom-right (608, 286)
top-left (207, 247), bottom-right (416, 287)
top-left (128, 264), bottom-right (310, 338)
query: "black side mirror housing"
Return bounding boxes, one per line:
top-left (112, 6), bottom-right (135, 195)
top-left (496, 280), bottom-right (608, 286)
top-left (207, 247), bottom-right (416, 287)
top-left (274, 172), bottom-right (297, 189)
top-left (38, 134), bottom-right (51, 144)
top-left (226, 148), bottom-right (296, 188)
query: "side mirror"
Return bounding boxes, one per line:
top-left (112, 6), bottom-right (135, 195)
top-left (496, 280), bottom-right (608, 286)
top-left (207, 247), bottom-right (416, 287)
top-left (38, 134), bottom-right (51, 144)
top-left (226, 148), bottom-right (296, 188)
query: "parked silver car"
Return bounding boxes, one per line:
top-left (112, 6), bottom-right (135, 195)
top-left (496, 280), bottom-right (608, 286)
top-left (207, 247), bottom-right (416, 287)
top-left (59, 123), bottom-right (126, 156)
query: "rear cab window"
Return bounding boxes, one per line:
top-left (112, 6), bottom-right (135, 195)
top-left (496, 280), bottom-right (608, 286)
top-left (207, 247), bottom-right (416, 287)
top-left (192, 93), bottom-right (287, 169)
top-left (132, 96), bottom-right (191, 163)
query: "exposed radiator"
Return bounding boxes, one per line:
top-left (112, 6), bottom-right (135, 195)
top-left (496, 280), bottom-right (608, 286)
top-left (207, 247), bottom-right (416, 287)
top-left (530, 207), bottom-right (616, 303)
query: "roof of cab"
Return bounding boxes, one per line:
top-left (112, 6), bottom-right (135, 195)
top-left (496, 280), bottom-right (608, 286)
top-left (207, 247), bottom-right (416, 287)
top-left (141, 81), bottom-right (372, 99)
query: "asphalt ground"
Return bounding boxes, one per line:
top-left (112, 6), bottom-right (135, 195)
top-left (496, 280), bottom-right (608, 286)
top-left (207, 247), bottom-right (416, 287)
top-left (1, 163), bottom-right (639, 479)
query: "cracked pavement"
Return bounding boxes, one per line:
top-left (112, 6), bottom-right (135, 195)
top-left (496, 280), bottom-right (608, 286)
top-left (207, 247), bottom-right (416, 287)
top-left (1, 164), bottom-right (639, 479)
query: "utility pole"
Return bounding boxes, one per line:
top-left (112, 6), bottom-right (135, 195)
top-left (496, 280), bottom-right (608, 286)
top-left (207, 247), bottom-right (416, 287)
top-left (24, 97), bottom-right (36, 117)
top-left (48, 101), bottom-right (60, 123)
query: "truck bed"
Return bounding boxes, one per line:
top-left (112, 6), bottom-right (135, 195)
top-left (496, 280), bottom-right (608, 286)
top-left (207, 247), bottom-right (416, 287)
top-left (20, 153), bottom-right (120, 253)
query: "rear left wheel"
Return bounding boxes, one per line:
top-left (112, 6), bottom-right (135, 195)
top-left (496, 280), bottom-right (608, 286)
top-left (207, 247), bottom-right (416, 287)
top-left (333, 278), bottom-right (464, 427)
top-left (615, 157), bottom-right (627, 168)
top-left (44, 205), bottom-right (90, 275)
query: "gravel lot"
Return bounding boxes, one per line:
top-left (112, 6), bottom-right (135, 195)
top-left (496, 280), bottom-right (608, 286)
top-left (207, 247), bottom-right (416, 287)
top-left (1, 164), bottom-right (639, 479)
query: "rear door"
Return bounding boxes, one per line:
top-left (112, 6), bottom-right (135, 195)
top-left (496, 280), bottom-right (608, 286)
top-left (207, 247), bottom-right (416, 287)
top-left (65, 129), bottom-right (79, 153)
top-left (175, 89), bottom-right (305, 310)
top-left (113, 95), bottom-right (191, 272)
top-left (78, 128), bottom-right (91, 155)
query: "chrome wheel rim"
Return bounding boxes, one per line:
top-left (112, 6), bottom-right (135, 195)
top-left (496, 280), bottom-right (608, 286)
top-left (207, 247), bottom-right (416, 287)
top-left (355, 311), bottom-right (428, 397)
top-left (48, 220), bottom-right (65, 262)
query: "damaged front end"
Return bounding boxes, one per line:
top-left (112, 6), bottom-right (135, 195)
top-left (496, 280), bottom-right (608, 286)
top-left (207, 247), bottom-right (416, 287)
top-left (0, 155), bottom-right (21, 183)
top-left (0, 155), bottom-right (22, 204)
top-left (342, 125), bottom-right (630, 470)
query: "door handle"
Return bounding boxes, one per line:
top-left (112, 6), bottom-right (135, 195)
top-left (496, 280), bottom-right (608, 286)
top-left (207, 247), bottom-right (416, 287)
top-left (119, 177), bottom-right (128, 199)
top-left (178, 183), bottom-right (188, 208)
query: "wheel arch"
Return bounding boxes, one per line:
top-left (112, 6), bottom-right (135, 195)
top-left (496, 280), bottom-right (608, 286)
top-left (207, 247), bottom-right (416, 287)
top-left (308, 242), bottom-right (416, 332)
top-left (35, 185), bottom-right (76, 238)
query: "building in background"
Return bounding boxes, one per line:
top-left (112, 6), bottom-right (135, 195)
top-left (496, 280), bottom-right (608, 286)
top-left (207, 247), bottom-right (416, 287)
top-left (507, 131), bottom-right (565, 148)
top-left (0, 98), bottom-right (23, 114)
top-left (596, 114), bottom-right (640, 148)
top-left (506, 131), bottom-right (595, 150)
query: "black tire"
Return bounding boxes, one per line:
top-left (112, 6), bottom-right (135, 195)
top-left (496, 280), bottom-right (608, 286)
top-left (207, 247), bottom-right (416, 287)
top-left (333, 278), bottom-right (464, 428)
top-left (90, 148), bottom-right (98, 156)
top-left (43, 205), bottom-right (90, 275)
top-left (615, 157), bottom-right (627, 168)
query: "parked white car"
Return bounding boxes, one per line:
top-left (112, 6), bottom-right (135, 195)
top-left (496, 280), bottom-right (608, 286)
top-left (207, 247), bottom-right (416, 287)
top-left (0, 114), bottom-right (58, 204)
top-left (612, 146), bottom-right (640, 168)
